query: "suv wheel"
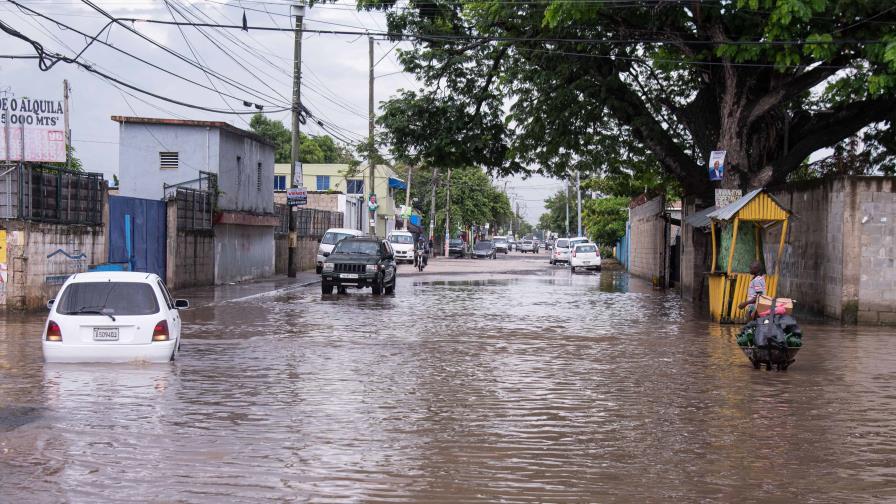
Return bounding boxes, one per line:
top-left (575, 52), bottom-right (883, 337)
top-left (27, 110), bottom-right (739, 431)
top-left (321, 282), bottom-right (334, 294)
top-left (371, 277), bottom-right (383, 295)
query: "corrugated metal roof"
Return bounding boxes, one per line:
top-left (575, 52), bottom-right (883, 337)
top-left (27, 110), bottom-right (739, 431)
top-left (707, 188), bottom-right (764, 221)
top-left (706, 188), bottom-right (790, 222)
top-left (684, 205), bottom-right (717, 229)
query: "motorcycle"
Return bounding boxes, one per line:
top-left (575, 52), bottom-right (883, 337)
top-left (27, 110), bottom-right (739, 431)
top-left (414, 249), bottom-right (428, 272)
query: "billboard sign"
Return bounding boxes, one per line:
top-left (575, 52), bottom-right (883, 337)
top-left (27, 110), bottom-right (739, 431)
top-left (287, 186), bottom-right (307, 206)
top-left (0, 96), bottom-right (66, 163)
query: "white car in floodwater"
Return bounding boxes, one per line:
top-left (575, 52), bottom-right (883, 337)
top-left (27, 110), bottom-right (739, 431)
top-left (388, 230), bottom-right (416, 264)
top-left (42, 271), bottom-right (189, 363)
top-left (570, 243), bottom-right (602, 272)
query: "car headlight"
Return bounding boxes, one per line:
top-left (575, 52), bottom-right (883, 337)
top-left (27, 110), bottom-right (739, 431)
top-left (366, 264), bottom-right (379, 273)
top-left (323, 263), bottom-right (334, 272)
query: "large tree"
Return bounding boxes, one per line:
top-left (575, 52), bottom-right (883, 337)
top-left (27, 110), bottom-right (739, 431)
top-left (366, 0), bottom-right (896, 197)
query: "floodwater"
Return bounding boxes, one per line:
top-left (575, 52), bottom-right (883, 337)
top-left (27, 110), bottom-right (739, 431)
top-left (2, 260), bottom-right (896, 503)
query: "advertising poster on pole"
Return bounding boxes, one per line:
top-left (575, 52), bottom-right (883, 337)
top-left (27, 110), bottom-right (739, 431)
top-left (0, 95), bottom-right (66, 163)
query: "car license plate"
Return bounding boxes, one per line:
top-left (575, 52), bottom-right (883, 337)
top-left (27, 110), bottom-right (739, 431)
top-left (341, 273), bottom-right (359, 279)
top-left (583, 261), bottom-right (591, 265)
top-left (93, 327), bottom-right (119, 341)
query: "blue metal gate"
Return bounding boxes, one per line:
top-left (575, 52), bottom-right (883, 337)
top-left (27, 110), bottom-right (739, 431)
top-left (108, 196), bottom-right (167, 278)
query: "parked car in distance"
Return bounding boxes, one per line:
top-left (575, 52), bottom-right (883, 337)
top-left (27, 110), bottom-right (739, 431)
top-left (493, 236), bottom-right (509, 254)
top-left (551, 238), bottom-right (570, 264)
top-left (317, 227), bottom-right (365, 273)
top-left (387, 230), bottom-right (415, 264)
top-left (570, 243), bottom-right (602, 272)
top-left (43, 271), bottom-right (188, 363)
top-left (448, 238), bottom-right (466, 258)
top-left (472, 240), bottom-right (497, 259)
top-left (321, 236), bottom-right (397, 295)
top-left (518, 239), bottom-right (538, 253)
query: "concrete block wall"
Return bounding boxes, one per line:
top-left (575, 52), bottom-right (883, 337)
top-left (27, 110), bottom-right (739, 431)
top-left (0, 221), bottom-right (105, 310)
top-left (214, 224), bottom-right (275, 284)
top-left (628, 196), bottom-right (665, 284)
top-left (769, 176), bottom-right (895, 325)
top-left (165, 200), bottom-right (214, 291)
top-left (770, 180), bottom-right (846, 318)
top-left (275, 236), bottom-right (321, 274)
top-left (856, 178), bottom-right (896, 324)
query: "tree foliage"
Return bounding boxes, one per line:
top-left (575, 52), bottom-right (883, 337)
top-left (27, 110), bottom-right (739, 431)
top-left (583, 196), bottom-right (629, 246)
top-left (403, 166), bottom-right (512, 238)
top-left (365, 0), bottom-right (896, 196)
top-left (249, 113), bottom-right (354, 164)
top-left (538, 188), bottom-right (589, 237)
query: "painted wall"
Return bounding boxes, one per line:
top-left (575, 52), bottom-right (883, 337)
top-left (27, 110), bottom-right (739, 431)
top-left (214, 224), bottom-right (274, 284)
top-left (216, 130), bottom-right (275, 214)
top-left (118, 123), bottom-right (220, 201)
top-left (628, 196), bottom-right (666, 285)
top-left (276, 163), bottom-right (399, 235)
top-left (0, 221), bottom-right (105, 310)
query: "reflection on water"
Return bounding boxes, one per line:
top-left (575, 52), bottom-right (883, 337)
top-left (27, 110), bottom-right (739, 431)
top-left (2, 271), bottom-right (896, 503)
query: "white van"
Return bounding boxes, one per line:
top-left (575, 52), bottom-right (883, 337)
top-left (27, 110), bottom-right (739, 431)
top-left (317, 228), bottom-right (366, 273)
top-left (388, 230), bottom-right (416, 263)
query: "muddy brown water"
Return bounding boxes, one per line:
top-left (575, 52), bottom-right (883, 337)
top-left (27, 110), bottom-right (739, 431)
top-left (1, 265), bottom-right (895, 503)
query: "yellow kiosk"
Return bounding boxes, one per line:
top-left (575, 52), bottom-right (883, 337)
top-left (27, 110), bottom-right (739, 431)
top-left (707, 189), bottom-right (791, 323)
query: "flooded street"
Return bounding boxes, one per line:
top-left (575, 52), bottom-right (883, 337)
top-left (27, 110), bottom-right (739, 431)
top-left (2, 255), bottom-right (896, 502)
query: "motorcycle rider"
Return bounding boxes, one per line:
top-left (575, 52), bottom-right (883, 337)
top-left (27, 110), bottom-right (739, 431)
top-left (414, 235), bottom-right (429, 269)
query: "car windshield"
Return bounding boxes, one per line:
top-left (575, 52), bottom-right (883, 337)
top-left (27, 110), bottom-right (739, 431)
top-left (556, 239), bottom-right (569, 248)
top-left (57, 282), bottom-right (160, 316)
top-left (333, 240), bottom-right (380, 255)
top-left (494, 238), bottom-right (507, 244)
top-left (474, 241), bottom-right (493, 250)
top-left (389, 234), bottom-right (414, 244)
top-left (449, 239), bottom-right (463, 246)
top-left (321, 232), bottom-right (354, 245)
top-left (576, 245), bottom-right (597, 253)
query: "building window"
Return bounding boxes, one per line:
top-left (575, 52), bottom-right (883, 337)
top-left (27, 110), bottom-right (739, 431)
top-left (274, 175), bottom-right (286, 191)
top-left (257, 162), bottom-right (262, 192)
top-left (316, 175), bottom-right (330, 191)
top-left (159, 152), bottom-right (178, 170)
top-left (346, 179), bottom-right (364, 194)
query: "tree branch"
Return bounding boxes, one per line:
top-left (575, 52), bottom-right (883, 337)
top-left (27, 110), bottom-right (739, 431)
top-left (764, 96), bottom-right (896, 185)
top-left (474, 44), bottom-right (509, 117)
top-left (746, 58), bottom-right (847, 126)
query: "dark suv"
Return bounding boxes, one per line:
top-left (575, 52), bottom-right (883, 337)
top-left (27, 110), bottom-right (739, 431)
top-left (320, 236), bottom-right (397, 295)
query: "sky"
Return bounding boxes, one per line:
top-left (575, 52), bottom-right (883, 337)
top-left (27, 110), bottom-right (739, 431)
top-left (0, 0), bottom-right (562, 223)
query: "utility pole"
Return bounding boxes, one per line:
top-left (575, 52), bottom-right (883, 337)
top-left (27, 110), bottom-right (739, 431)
top-left (564, 178), bottom-right (570, 238)
top-left (368, 36), bottom-right (376, 236)
top-left (63, 80), bottom-right (71, 171)
top-left (429, 166), bottom-right (437, 247)
top-left (444, 167), bottom-right (451, 257)
top-left (576, 170), bottom-right (582, 237)
top-left (287, 3), bottom-right (305, 278)
top-left (404, 165), bottom-right (412, 207)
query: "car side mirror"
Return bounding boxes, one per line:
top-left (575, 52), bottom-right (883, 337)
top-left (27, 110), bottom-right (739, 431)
top-left (174, 299), bottom-right (190, 309)
top-left (46, 299), bottom-right (55, 310)
top-left (322, 251), bottom-right (330, 257)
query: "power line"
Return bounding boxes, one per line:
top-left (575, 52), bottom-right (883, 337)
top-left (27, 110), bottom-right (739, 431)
top-left (5, 1), bottom-right (284, 108)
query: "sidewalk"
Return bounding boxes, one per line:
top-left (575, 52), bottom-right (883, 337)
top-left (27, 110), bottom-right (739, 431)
top-left (173, 271), bottom-right (321, 308)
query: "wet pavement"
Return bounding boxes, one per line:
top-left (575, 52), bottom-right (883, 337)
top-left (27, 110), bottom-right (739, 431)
top-left (2, 253), bottom-right (896, 503)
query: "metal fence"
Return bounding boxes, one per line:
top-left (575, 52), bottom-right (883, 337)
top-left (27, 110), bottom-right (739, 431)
top-left (174, 187), bottom-right (214, 231)
top-left (0, 164), bottom-right (104, 224)
top-left (274, 203), bottom-right (289, 236)
top-left (290, 208), bottom-right (344, 238)
top-left (164, 171), bottom-right (218, 204)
